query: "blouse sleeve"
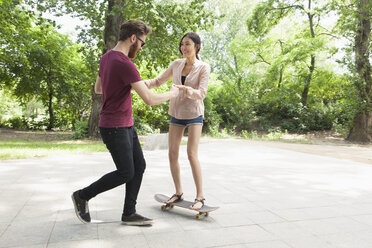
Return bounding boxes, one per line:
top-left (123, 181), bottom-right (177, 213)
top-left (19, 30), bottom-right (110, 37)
top-left (143, 61), bottom-right (175, 89)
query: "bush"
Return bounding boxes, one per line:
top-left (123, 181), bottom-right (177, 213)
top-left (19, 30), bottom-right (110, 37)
top-left (132, 91), bottom-right (170, 134)
top-left (252, 88), bottom-right (339, 133)
top-left (71, 120), bottom-right (88, 139)
top-left (6, 116), bottom-right (27, 129)
top-left (241, 130), bottom-right (258, 139)
top-left (134, 118), bottom-right (159, 135)
top-left (0, 118), bottom-right (5, 128)
top-left (203, 92), bottom-right (222, 135)
top-left (210, 80), bottom-right (255, 132)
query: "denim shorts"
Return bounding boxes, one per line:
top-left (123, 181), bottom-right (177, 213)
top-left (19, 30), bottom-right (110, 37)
top-left (170, 115), bottom-right (203, 127)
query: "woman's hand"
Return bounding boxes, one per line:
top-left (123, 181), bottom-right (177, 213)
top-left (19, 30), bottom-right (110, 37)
top-left (170, 85), bottom-right (180, 98)
top-left (175, 85), bottom-right (194, 98)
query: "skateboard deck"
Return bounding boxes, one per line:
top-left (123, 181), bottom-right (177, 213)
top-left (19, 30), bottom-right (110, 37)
top-left (154, 194), bottom-right (219, 219)
top-left (90, 219), bottom-right (122, 224)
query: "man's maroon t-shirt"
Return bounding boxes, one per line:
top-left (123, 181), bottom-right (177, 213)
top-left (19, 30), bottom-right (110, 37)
top-left (98, 50), bottom-right (141, 128)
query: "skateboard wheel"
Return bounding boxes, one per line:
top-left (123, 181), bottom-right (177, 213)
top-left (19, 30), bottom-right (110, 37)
top-left (170, 204), bottom-right (174, 208)
top-left (161, 205), bottom-right (166, 211)
top-left (196, 214), bottom-right (201, 220)
top-left (205, 212), bottom-right (209, 217)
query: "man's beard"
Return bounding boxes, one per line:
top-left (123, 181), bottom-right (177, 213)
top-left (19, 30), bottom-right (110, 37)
top-left (128, 42), bottom-right (139, 59)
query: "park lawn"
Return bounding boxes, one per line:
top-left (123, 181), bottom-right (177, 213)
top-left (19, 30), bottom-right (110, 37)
top-left (0, 139), bottom-right (107, 160)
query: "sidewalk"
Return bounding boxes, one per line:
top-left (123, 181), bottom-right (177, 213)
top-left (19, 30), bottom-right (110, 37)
top-left (0, 139), bottom-right (372, 248)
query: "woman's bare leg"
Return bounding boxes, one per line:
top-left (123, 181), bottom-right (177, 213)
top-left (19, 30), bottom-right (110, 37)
top-left (186, 124), bottom-right (204, 210)
top-left (165, 124), bottom-right (185, 203)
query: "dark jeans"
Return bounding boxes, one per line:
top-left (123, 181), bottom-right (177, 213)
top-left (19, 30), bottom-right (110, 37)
top-left (80, 127), bottom-right (146, 216)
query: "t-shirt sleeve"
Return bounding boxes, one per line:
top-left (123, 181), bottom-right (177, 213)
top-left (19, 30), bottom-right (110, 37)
top-left (125, 64), bottom-right (141, 85)
top-left (116, 61), bottom-right (142, 86)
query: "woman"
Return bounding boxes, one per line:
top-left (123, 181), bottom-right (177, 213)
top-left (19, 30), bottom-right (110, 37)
top-left (144, 32), bottom-right (210, 210)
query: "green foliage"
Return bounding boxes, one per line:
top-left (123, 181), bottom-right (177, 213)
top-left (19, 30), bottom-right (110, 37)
top-left (6, 116), bottom-right (27, 129)
top-left (0, 90), bottom-right (21, 124)
top-left (26, 0), bottom-right (215, 74)
top-left (212, 81), bottom-right (256, 132)
top-left (1, 0), bottom-right (367, 140)
top-left (21, 0), bottom-right (215, 135)
top-left (241, 130), bottom-right (259, 139)
top-left (132, 0), bottom-right (215, 72)
top-left (202, 81), bottom-right (222, 135)
top-left (1, 115), bottom-right (50, 130)
top-left (71, 120), bottom-right (88, 139)
top-left (0, 2), bottom-right (92, 130)
top-left (200, 0), bottom-right (356, 136)
top-left (247, 0), bottom-right (294, 36)
top-left (132, 95), bottom-right (169, 135)
top-left (132, 79), bottom-right (170, 134)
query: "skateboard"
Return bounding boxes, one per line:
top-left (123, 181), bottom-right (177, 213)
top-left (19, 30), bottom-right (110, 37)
top-left (154, 194), bottom-right (219, 220)
top-left (90, 220), bottom-right (122, 224)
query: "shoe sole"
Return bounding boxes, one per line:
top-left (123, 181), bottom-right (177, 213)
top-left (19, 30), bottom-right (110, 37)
top-left (121, 220), bottom-right (153, 226)
top-left (71, 194), bottom-right (90, 224)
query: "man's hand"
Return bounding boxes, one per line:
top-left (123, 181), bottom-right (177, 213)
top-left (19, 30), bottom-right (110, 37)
top-left (131, 81), bottom-right (179, 106)
top-left (170, 85), bottom-right (180, 98)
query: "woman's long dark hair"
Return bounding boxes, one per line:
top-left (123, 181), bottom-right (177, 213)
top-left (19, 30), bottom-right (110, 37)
top-left (179, 32), bottom-right (201, 60)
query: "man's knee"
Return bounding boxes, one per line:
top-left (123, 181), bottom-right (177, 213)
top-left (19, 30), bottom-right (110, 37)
top-left (135, 158), bottom-right (146, 175)
top-left (117, 166), bottom-right (135, 182)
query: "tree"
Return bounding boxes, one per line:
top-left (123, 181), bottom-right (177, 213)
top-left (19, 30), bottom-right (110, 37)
top-left (87, 0), bottom-right (124, 137)
top-left (200, 0), bottom-right (351, 134)
top-left (1, 20), bottom-right (90, 129)
top-left (0, 0), bottom-right (34, 88)
top-left (247, 0), bottom-right (331, 106)
top-left (201, 0), bottom-right (257, 78)
top-left (27, 0), bottom-right (214, 137)
top-left (332, 0), bottom-right (372, 142)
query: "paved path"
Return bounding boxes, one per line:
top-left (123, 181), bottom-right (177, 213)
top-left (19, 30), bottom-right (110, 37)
top-left (1, 139), bottom-right (372, 248)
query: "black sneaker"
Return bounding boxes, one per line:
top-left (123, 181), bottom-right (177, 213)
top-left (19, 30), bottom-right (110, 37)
top-left (71, 190), bottom-right (91, 223)
top-left (121, 213), bottom-right (153, 226)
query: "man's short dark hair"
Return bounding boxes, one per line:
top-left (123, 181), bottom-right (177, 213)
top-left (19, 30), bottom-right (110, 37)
top-left (119, 20), bottom-right (152, 41)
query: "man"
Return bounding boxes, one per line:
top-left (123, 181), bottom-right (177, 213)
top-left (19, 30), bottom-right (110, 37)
top-left (71, 20), bottom-right (179, 226)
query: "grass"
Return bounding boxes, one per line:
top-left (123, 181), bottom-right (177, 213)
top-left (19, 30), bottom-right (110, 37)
top-left (205, 129), bottom-right (313, 144)
top-left (206, 128), bottom-right (350, 145)
top-left (0, 139), bottom-right (107, 160)
top-left (0, 127), bottom-right (346, 160)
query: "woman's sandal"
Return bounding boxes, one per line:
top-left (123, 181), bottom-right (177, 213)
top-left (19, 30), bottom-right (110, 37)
top-left (165, 193), bottom-right (184, 203)
top-left (190, 198), bottom-right (205, 210)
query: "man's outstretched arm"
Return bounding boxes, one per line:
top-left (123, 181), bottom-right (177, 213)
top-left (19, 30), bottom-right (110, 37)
top-left (131, 81), bottom-right (179, 106)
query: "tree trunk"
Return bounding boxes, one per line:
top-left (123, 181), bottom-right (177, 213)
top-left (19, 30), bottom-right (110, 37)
top-left (348, 112), bottom-right (370, 142)
top-left (277, 40), bottom-right (284, 88)
top-left (301, 1), bottom-right (315, 106)
top-left (88, 0), bottom-right (125, 138)
top-left (278, 67), bottom-right (283, 88)
top-left (87, 90), bottom-right (102, 137)
top-left (103, 0), bottom-right (125, 52)
top-left (302, 55), bottom-right (315, 106)
top-left (347, 0), bottom-right (371, 142)
top-left (47, 90), bottom-right (54, 130)
top-left (233, 54), bottom-right (242, 89)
